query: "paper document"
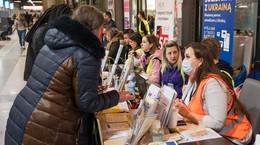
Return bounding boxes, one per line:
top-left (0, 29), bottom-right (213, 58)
top-left (105, 113), bottom-right (128, 123)
top-left (132, 114), bottom-right (158, 145)
top-left (118, 58), bottom-right (132, 91)
top-left (156, 86), bottom-right (177, 128)
top-left (106, 122), bottom-right (130, 132)
top-left (179, 128), bottom-right (221, 143)
top-left (144, 84), bottom-right (161, 115)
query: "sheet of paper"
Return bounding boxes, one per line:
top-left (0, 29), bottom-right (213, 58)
top-left (156, 86), bottom-right (177, 128)
top-left (118, 101), bottom-right (129, 112)
top-left (104, 137), bottom-right (126, 145)
top-left (144, 84), bottom-right (161, 116)
top-left (106, 122), bottom-right (130, 132)
top-left (132, 114), bottom-right (158, 145)
top-left (139, 71), bottom-right (148, 80)
top-left (105, 113), bottom-right (128, 123)
top-left (179, 128), bottom-right (221, 143)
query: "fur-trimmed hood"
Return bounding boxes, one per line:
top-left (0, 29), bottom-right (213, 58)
top-left (44, 16), bottom-right (105, 59)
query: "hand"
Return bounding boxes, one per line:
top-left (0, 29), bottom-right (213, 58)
top-left (118, 90), bottom-right (135, 102)
top-left (128, 50), bottom-right (134, 55)
top-left (174, 99), bottom-right (190, 118)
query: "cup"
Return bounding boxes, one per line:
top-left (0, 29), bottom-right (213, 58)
top-left (102, 71), bottom-right (109, 86)
top-left (168, 109), bottom-right (178, 128)
top-left (129, 109), bottom-right (138, 120)
top-left (151, 128), bottom-right (165, 142)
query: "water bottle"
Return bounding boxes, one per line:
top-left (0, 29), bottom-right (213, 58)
top-left (129, 54), bottom-right (135, 78)
top-left (128, 79), bottom-right (135, 94)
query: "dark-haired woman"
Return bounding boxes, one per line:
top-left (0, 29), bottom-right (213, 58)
top-left (174, 42), bottom-right (252, 145)
top-left (139, 35), bottom-right (161, 85)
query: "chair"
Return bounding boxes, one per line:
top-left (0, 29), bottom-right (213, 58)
top-left (239, 78), bottom-right (260, 144)
top-left (0, 25), bottom-right (11, 40)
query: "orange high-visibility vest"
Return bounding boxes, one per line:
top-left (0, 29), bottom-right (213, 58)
top-left (188, 73), bottom-right (251, 140)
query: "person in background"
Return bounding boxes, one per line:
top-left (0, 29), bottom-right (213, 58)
top-left (160, 40), bottom-right (188, 99)
top-left (175, 42), bottom-right (252, 145)
top-left (148, 14), bottom-right (155, 35)
top-left (32, 13), bottom-right (40, 25)
top-left (102, 24), bottom-right (111, 48)
top-left (122, 29), bottom-right (134, 61)
top-left (12, 13), bottom-right (17, 20)
top-left (106, 27), bottom-right (125, 64)
top-left (5, 5), bottom-right (135, 145)
top-left (125, 32), bottom-right (144, 72)
top-left (24, 11), bottom-right (31, 27)
top-left (103, 11), bottom-right (117, 28)
top-left (128, 32), bottom-right (143, 56)
top-left (138, 10), bottom-right (150, 37)
top-left (201, 37), bottom-right (233, 77)
top-left (14, 13), bottom-right (27, 49)
top-left (139, 35), bottom-right (161, 85)
top-left (23, 4), bottom-right (72, 81)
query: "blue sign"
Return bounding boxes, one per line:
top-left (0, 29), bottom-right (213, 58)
top-left (202, 0), bottom-right (236, 65)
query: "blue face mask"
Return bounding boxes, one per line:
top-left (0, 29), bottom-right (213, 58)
top-left (182, 59), bottom-right (193, 75)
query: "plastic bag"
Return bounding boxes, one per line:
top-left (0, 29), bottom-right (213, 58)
top-left (233, 65), bottom-right (247, 87)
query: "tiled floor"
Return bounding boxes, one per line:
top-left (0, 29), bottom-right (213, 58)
top-left (0, 32), bottom-right (27, 144)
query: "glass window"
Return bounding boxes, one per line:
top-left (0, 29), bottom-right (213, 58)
top-left (235, 0), bottom-right (258, 59)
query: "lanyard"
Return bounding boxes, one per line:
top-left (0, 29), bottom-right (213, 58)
top-left (183, 82), bottom-right (196, 105)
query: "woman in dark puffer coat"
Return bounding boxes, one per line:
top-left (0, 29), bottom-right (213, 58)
top-left (5, 5), bottom-right (134, 145)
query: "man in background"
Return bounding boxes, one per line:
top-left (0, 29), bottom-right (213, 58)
top-left (103, 11), bottom-right (117, 28)
top-left (122, 29), bottom-right (134, 61)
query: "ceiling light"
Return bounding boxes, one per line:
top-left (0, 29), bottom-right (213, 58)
top-left (33, 1), bottom-right (42, 3)
top-left (238, 5), bottom-right (248, 8)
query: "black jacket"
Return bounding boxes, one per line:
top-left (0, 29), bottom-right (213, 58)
top-left (107, 38), bottom-right (126, 64)
top-left (24, 24), bottom-right (47, 81)
top-left (217, 59), bottom-right (234, 76)
top-left (5, 16), bottom-right (119, 145)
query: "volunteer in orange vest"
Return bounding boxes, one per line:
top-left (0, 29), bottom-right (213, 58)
top-left (174, 42), bottom-right (252, 145)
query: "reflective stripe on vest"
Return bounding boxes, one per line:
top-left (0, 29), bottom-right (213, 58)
top-left (188, 73), bottom-right (250, 140)
top-left (138, 20), bottom-right (150, 37)
top-left (220, 70), bottom-right (234, 87)
top-left (218, 104), bottom-right (245, 136)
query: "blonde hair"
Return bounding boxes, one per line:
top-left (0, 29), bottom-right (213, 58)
top-left (161, 40), bottom-right (182, 74)
top-left (18, 13), bottom-right (24, 20)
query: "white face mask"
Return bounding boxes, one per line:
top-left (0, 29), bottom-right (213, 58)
top-left (182, 59), bottom-right (194, 75)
